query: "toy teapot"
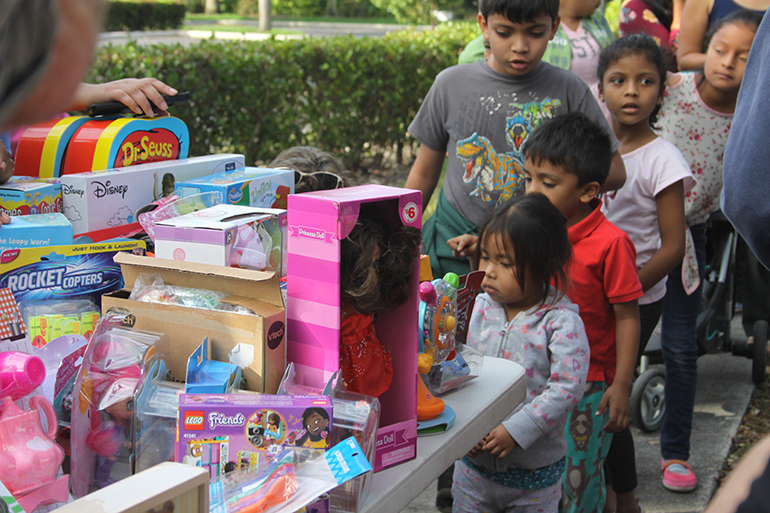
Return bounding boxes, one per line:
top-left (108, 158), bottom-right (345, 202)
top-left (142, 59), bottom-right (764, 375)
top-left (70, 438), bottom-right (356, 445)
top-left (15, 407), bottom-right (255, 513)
top-left (0, 351), bottom-right (68, 510)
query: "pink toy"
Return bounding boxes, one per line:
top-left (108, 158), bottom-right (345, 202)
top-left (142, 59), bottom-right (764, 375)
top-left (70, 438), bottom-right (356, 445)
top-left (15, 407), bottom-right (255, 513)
top-left (0, 351), bottom-right (68, 511)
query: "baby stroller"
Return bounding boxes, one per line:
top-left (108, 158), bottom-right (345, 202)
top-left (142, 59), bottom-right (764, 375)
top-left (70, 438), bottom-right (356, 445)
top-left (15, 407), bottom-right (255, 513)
top-left (630, 211), bottom-right (768, 432)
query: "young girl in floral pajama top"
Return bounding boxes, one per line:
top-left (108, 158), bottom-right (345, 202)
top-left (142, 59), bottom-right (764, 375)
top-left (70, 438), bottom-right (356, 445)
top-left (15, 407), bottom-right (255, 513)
top-left (452, 193), bottom-right (591, 513)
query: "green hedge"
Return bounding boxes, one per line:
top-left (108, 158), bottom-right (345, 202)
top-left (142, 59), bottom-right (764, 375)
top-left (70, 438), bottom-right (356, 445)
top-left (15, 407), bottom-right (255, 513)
top-left (88, 22), bottom-right (480, 169)
top-left (105, 1), bottom-right (187, 32)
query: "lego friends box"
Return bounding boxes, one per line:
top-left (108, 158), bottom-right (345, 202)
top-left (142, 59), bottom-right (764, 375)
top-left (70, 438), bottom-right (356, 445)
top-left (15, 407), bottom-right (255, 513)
top-left (286, 184), bottom-right (422, 471)
top-left (176, 394), bottom-right (333, 479)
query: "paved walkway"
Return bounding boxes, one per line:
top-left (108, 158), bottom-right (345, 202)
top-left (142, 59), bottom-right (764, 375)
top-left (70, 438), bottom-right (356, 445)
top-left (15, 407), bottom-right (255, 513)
top-left (405, 316), bottom-right (756, 513)
top-left (98, 20), bottom-right (431, 47)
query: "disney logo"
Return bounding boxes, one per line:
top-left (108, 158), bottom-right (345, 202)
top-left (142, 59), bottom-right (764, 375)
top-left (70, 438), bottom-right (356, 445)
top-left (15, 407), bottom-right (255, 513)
top-left (92, 180), bottom-right (129, 199)
top-left (62, 184), bottom-right (85, 198)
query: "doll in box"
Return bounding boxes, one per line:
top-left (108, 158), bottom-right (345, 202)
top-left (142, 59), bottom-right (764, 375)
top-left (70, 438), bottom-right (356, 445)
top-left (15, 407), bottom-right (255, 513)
top-left (339, 212), bottom-right (421, 398)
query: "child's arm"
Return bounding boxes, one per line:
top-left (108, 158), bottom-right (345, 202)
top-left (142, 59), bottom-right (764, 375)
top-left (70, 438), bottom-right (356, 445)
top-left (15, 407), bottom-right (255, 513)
top-left (448, 233), bottom-right (479, 260)
top-left (597, 300), bottom-right (640, 432)
top-left (638, 181), bottom-right (686, 292)
top-left (676, 0), bottom-right (710, 71)
top-left (600, 150), bottom-right (627, 193)
top-left (67, 78), bottom-right (178, 117)
top-left (467, 438), bottom-right (486, 458)
top-left (404, 144), bottom-right (445, 210)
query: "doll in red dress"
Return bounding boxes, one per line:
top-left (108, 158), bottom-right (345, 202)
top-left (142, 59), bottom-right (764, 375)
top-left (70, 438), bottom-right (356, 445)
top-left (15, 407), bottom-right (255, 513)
top-left (339, 212), bottom-right (421, 398)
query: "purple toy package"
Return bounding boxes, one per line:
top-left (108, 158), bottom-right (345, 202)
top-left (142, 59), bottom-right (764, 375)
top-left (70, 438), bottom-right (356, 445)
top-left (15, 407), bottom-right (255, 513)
top-left (176, 394), bottom-right (333, 479)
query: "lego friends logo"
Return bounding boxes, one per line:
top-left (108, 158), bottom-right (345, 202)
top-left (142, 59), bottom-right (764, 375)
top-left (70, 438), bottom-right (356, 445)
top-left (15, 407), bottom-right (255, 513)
top-left (184, 411), bottom-right (205, 430)
top-left (114, 128), bottom-right (179, 167)
top-left (209, 411), bottom-right (245, 430)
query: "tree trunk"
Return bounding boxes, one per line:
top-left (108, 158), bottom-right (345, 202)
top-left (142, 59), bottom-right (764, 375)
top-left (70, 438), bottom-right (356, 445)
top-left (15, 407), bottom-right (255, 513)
top-left (259, 0), bottom-right (271, 31)
top-left (327, 0), bottom-right (338, 16)
top-left (204, 0), bottom-right (218, 14)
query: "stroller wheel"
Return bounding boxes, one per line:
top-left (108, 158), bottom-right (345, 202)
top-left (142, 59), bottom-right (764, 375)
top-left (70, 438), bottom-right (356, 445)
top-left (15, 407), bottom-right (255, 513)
top-left (752, 321), bottom-right (767, 385)
top-left (630, 368), bottom-right (666, 433)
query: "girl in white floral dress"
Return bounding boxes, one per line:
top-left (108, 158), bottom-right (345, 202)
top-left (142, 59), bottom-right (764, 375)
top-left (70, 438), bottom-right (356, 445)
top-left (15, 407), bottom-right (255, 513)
top-left (652, 9), bottom-right (761, 494)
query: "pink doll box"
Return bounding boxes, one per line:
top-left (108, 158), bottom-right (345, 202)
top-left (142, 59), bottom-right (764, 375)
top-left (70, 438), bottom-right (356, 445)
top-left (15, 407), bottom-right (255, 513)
top-left (176, 393), bottom-right (333, 478)
top-left (286, 184), bottom-right (422, 472)
top-left (154, 204), bottom-right (288, 277)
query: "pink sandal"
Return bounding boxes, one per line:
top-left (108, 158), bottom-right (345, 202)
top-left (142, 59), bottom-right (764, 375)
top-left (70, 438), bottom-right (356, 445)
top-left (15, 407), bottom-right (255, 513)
top-left (661, 459), bottom-right (697, 492)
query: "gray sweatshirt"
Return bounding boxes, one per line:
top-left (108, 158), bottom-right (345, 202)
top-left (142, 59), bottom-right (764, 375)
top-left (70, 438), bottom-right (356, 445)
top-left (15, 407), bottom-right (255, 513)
top-left (466, 288), bottom-right (590, 472)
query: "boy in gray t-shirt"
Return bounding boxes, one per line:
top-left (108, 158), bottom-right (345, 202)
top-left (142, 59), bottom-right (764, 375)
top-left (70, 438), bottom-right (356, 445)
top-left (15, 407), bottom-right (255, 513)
top-left (405, 0), bottom-right (625, 279)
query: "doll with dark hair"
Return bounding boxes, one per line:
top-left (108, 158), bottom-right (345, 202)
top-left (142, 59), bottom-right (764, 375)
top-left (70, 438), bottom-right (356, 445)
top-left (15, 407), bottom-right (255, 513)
top-left (339, 212), bottom-right (422, 398)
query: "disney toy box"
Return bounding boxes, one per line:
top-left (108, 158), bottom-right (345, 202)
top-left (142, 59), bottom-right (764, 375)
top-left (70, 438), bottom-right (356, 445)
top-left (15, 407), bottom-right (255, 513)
top-left (174, 167), bottom-right (293, 210)
top-left (0, 213), bottom-right (72, 250)
top-left (176, 394), bottom-right (333, 479)
top-left (59, 154), bottom-right (245, 240)
top-left (0, 177), bottom-right (62, 217)
top-left (286, 184), bottom-right (421, 471)
top-left (153, 205), bottom-right (287, 277)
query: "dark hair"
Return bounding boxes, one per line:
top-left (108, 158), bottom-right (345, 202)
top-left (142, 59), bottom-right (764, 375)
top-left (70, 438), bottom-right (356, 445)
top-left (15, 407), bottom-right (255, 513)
top-left (522, 111), bottom-right (613, 186)
top-left (268, 413), bottom-right (280, 426)
top-left (704, 9), bottom-right (763, 50)
top-left (476, 193), bottom-right (571, 305)
top-left (597, 34), bottom-right (668, 126)
top-left (294, 408), bottom-right (330, 446)
top-left (479, 0), bottom-right (559, 24)
top-left (269, 146), bottom-right (348, 193)
top-left (341, 211), bottom-right (422, 316)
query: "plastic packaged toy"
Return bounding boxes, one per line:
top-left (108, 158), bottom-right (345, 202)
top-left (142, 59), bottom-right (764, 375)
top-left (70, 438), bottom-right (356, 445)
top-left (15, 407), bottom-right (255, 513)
top-left (70, 313), bottom-right (165, 497)
top-left (19, 298), bottom-right (100, 349)
top-left (129, 273), bottom-right (254, 314)
top-left (133, 359), bottom-right (184, 474)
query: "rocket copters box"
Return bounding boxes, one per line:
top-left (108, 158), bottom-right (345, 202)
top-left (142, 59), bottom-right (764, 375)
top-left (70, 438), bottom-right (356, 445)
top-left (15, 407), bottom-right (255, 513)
top-left (176, 394), bottom-right (333, 479)
top-left (59, 154), bottom-right (245, 238)
top-left (174, 167), bottom-right (294, 210)
top-left (0, 240), bottom-right (145, 306)
top-left (0, 213), bottom-right (72, 251)
top-left (0, 177), bottom-right (62, 217)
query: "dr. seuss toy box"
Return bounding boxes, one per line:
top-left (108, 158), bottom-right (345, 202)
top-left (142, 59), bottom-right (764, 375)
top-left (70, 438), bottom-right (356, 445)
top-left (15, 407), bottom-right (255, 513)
top-left (0, 213), bottom-right (72, 251)
top-left (154, 204), bottom-right (287, 276)
top-left (286, 184), bottom-right (421, 471)
top-left (16, 115), bottom-right (190, 177)
top-left (177, 394), bottom-right (333, 478)
top-left (60, 154), bottom-right (245, 239)
top-left (0, 177), bottom-right (62, 216)
top-left (174, 167), bottom-right (294, 210)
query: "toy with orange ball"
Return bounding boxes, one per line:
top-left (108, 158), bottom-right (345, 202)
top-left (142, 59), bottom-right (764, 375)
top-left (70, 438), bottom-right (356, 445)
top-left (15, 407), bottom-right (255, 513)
top-left (416, 272), bottom-right (459, 421)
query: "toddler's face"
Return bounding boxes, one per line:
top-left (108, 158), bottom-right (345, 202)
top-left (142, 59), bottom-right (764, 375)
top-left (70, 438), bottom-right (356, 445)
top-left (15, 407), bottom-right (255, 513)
top-left (478, 12), bottom-right (559, 76)
top-left (703, 23), bottom-right (755, 94)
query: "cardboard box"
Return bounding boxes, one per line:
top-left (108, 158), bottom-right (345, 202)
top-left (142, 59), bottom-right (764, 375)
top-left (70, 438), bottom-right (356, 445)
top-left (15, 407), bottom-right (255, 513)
top-left (154, 204), bottom-right (287, 276)
top-left (0, 177), bottom-right (62, 216)
top-left (0, 240), bottom-right (146, 306)
top-left (60, 154), bottom-right (246, 237)
top-left (174, 167), bottom-right (294, 209)
top-left (0, 213), bottom-right (72, 250)
top-left (102, 252), bottom-right (286, 395)
top-left (176, 394), bottom-right (332, 478)
top-left (286, 184), bottom-right (422, 471)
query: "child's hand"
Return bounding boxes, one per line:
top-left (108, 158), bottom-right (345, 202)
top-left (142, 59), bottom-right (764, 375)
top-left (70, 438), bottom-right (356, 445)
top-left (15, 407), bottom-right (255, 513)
top-left (448, 234), bottom-right (478, 258)
top-left (482, 424), bottom-right (517, 459)
top-left (467, 439), bottom-right (485, 459)
top-left (596, 383), bottom-right (631, 433)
